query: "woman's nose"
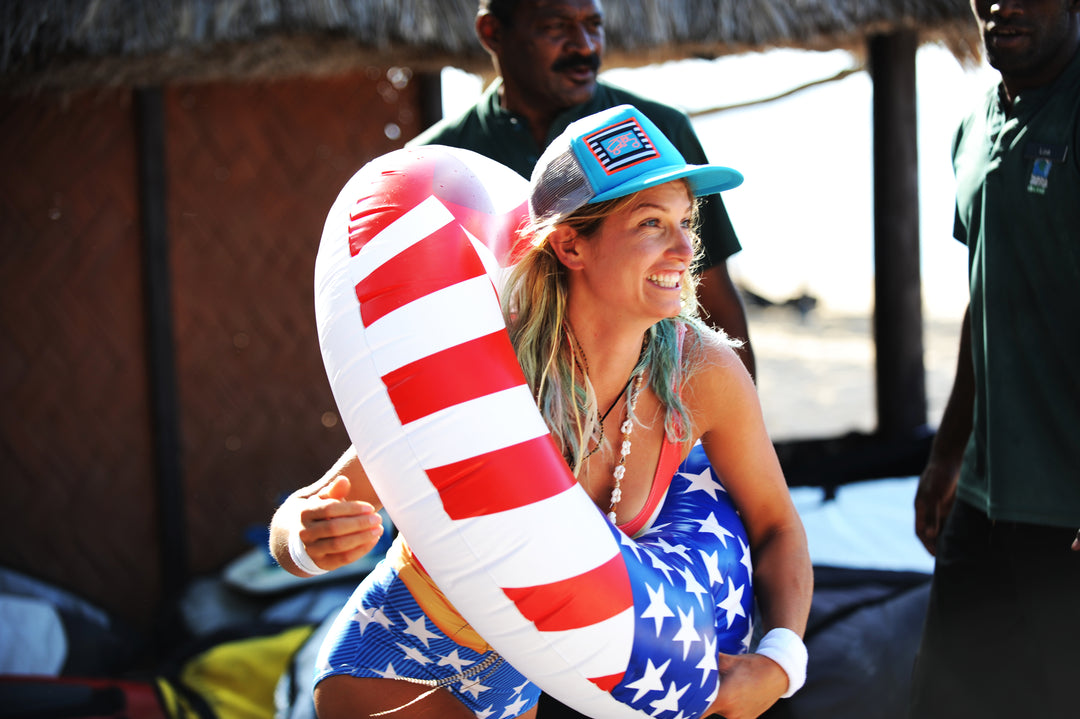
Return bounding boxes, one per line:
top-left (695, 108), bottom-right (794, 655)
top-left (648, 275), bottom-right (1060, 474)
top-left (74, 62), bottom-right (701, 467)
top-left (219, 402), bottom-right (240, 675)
top-left (672, 227), bottom-right (694, 261)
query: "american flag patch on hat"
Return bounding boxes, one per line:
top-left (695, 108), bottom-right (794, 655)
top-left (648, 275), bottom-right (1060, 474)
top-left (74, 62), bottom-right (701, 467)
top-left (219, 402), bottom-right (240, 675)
top-left (585, 118), bottom-right (659, 175)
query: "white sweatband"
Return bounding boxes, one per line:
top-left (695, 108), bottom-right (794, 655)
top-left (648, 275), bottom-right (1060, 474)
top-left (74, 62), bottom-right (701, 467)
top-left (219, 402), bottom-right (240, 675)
top-left (287, 528), bottom-right (328, 576)
top-left (755, 628), bottom-right (808, 698)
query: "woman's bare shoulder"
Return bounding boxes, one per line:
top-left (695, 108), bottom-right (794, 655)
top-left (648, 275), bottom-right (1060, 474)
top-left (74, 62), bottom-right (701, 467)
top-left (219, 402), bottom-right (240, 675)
top-left (681, 321), bottom-right (747, 379)
top-left (681, 323), bottom-right (758, 430)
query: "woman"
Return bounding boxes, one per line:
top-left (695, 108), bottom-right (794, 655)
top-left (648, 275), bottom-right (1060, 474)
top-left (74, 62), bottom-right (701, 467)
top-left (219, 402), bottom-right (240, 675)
top-left (270, 105), bottom-right (812, 719)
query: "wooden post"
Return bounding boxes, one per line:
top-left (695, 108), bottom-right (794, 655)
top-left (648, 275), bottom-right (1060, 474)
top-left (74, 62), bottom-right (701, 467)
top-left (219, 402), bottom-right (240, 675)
top-left (415, 70), bottom-right (444, 134)
top-left (134, 86), bottom-right (188, 642)
top-left (870, 31), bottom-right (927, 438)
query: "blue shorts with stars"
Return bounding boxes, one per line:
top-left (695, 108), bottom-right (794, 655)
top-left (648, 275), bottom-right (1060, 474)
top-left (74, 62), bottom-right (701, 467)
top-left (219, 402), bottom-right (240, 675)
top-left (314, 559), bottom-right (541, 718)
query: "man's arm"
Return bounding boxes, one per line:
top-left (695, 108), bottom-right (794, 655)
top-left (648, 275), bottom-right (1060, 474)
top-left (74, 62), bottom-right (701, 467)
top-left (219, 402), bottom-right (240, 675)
top-left (697, 261), bottom-right (755, 380)
top-left (914, 305), bottom-right (973, 555)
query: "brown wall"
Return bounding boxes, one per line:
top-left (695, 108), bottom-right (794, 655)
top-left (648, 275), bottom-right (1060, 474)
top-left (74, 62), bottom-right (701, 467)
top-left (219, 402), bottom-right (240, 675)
top-left (0, 68), bottom-right (422, 631)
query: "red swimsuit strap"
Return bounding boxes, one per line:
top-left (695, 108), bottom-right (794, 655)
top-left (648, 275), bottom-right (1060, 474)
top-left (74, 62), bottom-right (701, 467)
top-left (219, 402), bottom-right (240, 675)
top-left (619, 321), bottom-right (690, 537)
top-left (617, 435), bottom-right (682, 537)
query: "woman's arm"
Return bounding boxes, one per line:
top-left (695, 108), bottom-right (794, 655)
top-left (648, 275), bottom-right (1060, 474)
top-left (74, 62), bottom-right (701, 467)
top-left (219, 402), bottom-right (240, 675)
top-left (689, 340), bottom-right (813, 718)
top-left (269, 444), bottom-right (385, 576)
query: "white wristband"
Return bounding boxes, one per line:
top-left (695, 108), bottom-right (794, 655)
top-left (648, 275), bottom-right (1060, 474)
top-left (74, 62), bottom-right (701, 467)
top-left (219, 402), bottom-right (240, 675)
top-left (755, 627), bottom-right (808, 698)
top-left (287, 528), bottom-right (328, 576)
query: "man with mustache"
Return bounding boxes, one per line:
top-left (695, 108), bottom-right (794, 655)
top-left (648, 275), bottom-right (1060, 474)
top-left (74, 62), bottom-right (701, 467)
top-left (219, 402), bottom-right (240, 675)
top-left (411, 0), bottom-right (755, 378)
top-left (908, 1), bottom-right (1080, 717)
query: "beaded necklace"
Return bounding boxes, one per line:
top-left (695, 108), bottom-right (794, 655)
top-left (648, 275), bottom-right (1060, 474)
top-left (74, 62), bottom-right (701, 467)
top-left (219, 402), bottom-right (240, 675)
top-left (567, 326), bottom-right (647, 521)
top-left (608, 371), bottom-right (645, 522)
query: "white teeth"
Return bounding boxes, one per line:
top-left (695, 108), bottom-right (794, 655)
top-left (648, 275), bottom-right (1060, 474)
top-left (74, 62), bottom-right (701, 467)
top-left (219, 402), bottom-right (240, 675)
top-left (648, 273), bottom-right (680, 288)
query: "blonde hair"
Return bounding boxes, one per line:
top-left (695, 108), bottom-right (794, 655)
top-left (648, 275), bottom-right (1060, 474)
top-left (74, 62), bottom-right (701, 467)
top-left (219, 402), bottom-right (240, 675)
top-left (502, 183), bottom-right (725, 474)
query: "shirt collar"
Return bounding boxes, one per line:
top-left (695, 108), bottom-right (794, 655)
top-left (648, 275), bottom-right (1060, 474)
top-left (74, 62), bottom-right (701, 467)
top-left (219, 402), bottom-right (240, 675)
top-left (478, 77), bottom-right (612, 148)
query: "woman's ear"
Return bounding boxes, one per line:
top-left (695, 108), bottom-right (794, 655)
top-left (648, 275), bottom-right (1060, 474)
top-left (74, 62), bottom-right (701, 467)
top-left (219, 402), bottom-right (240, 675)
top-left (549, 225), bottom-right (586, 270)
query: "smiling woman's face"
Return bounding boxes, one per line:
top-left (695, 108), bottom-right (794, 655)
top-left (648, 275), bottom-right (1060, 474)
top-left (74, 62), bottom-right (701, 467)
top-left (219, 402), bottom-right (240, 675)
top-left (569, 181), bottom-right (697, 324)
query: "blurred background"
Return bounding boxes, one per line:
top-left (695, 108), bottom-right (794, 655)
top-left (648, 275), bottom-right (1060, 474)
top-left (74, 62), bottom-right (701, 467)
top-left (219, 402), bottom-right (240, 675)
top-left (446, 45), bottom-right (994, 441)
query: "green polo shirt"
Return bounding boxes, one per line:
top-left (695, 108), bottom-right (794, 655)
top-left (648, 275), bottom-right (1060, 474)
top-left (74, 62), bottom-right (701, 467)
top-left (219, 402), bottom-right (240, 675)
top-left (952, 47), bottom-right (1080, 527)
top-left (409, 79), bottom-right (741, 269)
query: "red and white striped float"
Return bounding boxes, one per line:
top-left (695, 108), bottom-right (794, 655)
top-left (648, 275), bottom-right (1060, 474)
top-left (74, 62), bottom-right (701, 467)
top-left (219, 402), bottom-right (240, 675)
top-left (314, 145), bottom-right (754, 718)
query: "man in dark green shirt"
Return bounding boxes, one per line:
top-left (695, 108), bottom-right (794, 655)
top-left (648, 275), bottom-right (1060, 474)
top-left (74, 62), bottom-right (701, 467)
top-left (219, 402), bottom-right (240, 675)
top-left (409, 0), bottom-right (755, 378)
top-left (910, 1), bottom-right (1080, 717)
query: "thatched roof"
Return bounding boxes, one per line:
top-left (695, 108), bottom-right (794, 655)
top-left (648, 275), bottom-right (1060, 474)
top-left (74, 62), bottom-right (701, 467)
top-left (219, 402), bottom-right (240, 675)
top-left (2, 0), bottom-right (979, 91)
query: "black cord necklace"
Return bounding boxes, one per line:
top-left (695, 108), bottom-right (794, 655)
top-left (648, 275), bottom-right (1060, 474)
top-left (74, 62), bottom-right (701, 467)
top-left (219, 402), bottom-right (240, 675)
top-left (567, 326), bottom-right (647, 461)
top-left (600, 374), bottom-right (636, 424)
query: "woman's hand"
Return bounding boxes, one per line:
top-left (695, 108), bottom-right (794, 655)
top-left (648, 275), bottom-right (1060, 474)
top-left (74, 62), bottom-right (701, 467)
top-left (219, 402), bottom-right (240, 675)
top-left (703, 652), bottom-right (789, 719)
top-left (269, 446), bottom-right (385, 577)
top-left (293, 476), bottom-right (384, 573)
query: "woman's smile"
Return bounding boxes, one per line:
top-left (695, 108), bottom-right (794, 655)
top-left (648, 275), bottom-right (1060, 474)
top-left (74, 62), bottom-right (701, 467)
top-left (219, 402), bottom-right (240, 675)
top-left (646, 271), bottom-right (683, 289)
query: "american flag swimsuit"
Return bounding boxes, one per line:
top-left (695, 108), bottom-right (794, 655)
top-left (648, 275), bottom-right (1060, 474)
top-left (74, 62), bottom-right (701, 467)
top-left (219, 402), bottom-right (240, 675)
top-left (315, 442), bottom-right (752, 718)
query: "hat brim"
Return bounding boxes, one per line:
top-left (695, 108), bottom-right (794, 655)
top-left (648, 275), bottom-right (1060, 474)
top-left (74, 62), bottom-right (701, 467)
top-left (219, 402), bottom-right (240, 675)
top-left (590, 164), bottom-right (743, 205)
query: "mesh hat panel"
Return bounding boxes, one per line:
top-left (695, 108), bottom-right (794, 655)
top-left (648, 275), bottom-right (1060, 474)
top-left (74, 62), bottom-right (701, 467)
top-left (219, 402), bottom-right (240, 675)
top-left (528, 143), bottom-right (594, 226)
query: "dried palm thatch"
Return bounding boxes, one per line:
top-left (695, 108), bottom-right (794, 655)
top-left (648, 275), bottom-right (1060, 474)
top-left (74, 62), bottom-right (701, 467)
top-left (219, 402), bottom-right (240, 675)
top-left (607, 0), bottom-right (979, 60)
top-left (1, 0), bottom-right (979, 91)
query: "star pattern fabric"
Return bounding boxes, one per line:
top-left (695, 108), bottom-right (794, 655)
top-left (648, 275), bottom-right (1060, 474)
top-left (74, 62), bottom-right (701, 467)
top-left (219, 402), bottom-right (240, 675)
top-left (315, 445), bottom-right (749, 719)
top-left (314, 561), bottom-right (541, 717)
top-left (610, 444), bottom-right (754, 718)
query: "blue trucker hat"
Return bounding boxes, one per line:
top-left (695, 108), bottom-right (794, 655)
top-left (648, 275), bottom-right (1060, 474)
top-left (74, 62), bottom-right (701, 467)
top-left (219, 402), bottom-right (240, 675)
top-left (528, 104), bottom-right (743, 226)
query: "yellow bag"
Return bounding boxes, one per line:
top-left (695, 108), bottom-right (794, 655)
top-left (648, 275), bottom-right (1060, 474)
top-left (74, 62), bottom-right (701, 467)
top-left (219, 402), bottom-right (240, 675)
top-left (157, 624), bottom-right (315, 719)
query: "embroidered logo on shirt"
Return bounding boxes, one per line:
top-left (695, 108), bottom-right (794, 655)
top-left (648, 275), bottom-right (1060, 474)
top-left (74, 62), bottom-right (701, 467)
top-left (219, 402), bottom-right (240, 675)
top-left (1023, 142), bottom-right (1068, 195)
top-left (585, 119), bottom-right (659, 175)
top-left (1027, 158), bottom-right (1052, 195)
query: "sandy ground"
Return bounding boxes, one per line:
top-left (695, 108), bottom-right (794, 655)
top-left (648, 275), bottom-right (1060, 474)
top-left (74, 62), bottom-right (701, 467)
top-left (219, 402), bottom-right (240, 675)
top-left (748, 305), bottom-right (963, 442)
